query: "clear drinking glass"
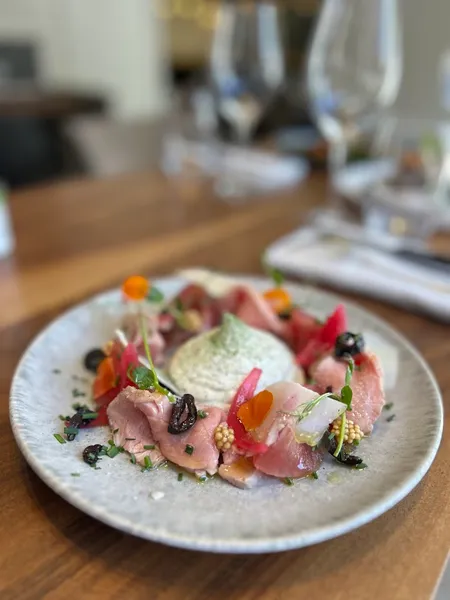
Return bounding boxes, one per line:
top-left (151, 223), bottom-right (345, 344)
top-left (306, 0), bottom-right (402, 178)
top-left (210, 0), bottom-right (285, 197)
top-left (333, 116), bottom-right (450, 239)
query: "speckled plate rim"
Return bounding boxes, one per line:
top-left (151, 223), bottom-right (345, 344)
top-left (9, 275), bottom-right (444, 554)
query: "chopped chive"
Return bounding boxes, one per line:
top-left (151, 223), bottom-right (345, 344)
top-left (52, 368), bottom-right (61, 374)
top-left (353, 439), bottom-right (360, 446)
top-left (311, 471), bottom-right (319, 480)
top-left (386, 414), bottom-right (396, 422)
top-left (177, 473), bottom-right (183, 482)
top-left (125, 437), bottom-right (136, 441)
top-left (58, 414), bottom-right (70, 422)
top-left (113, 428), bottom-right (119, 434)
top-left (384, 402), bottom-right (394, 411)
top-left (198, 476), bottom-right (207, 483)
top-left (355, 463), bottom-right (368, 470)
top-left (197, 410), bottom-right (208, 419)
top-left (82, 412), bottom-right (98, 420)
top-left (143, 444), bottom-right (156, 450)
top-left (64, 427), bottom-right (79, 436)
top-left (130, 454), bottom-right (136, 464)
top-left (107, 445), bottom-right (120, 459)
top-left (72, 388), bottom-right (86, 398)
top-left (71, 473), bottom-right (81, 477)
top-left (328, 431), bottom-right (336, 441)
top-left (141, 456), bottom-right (153, 471)
top-left (185, 444), bottom-right (194, 455)
top-left (284, 477), bottom-right (294, 486)
top-left (108, 439), bottom-right (114, 446)
top-left (53, 433), bottom-right (66, 444)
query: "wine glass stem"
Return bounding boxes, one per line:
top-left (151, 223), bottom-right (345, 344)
top-left (327, 139), bottom-right (348, 211)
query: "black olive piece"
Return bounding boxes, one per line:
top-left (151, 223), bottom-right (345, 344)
top-left (327, 437), bottom-right (364, 467)
top-left (65, 406), bottom-right (98, 440)
top-left (84, 348), bottom-right (107, 373)
top-left (83, 444), bottom-right (106, 466)
top-left (335, 332), bottom-right (365, 359)
top-left (168, 393), bottom-right (198, 434)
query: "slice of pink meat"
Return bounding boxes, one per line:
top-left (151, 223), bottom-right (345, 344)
top-left (218, 457), bottom-right (271, 489)
top-left (310, 351), bottom-right (385, 433)
top-left (131, 389), bottom-right (225, 477)
top-left (107, 388), bottom-right (165, 467)
top-left (221, 285), bottom-right (285, 336)
top-left (251, 381), bottom-right (319, 447)
top-left (121, 313), bottom-right (166, 366)
top-left (253, 426), bottom-right (324, 478)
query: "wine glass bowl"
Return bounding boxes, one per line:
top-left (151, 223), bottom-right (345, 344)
top-left (306, 0), bottom-right (402, 173)
top-left (210, 0), bottom-right (285, 145)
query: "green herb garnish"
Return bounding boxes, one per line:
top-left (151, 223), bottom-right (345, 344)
top-left (328, 431), bottom-right (336, 441)
top-left (310, 472), bottom-right (319, 480)
top-left (130, 454), bottom-right (136, 465)
top-left (333, 358), bottom-right (355, 458)
top-left (64, 427), bottom-right (79, 437)
top-left (52, 368), bottom-right (61, 374)
top-left (128, 365), bottom-right (158, 391)
top-left (82, 412), bottom-right (98, 420)
top-left (147, 286), bottom-right (165, 303)
top-left (141, 456), bottom-right (153, 471)
top-left (177, 473), bottom-right (184, 482)
top-left (266, 265), bottom-right (285, 287)
top-left (284, 477), bottom-right (294, 486)
top-left (107, 445), bottom-right (120, 459)
top-left (197, 410), bottom-right (208, 419)
top-left (143, 445), bottom-right (156, 450)
top-left (355, 463), bottom-right (368, 470)
top-left (185, 444), bottom-right (194, 455)
top-left (127, 314), bottom-right (173, 400)
top-left (53, 433), bottom-right (66, 444)
top-left (384, 402), bottom-right (394, 411)
top-left (59, 414), bottom-right (70, 422)
top-left (71, 473), bottom-right (81, 477)
top-left (386, 414), bottom-right (396, 422)
top-left (71, 388), bottom-right (86, 398)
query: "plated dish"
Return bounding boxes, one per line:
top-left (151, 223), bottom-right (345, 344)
top-left (10, 273), bottom-right (443, 553)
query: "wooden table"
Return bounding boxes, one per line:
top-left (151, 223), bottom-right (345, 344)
top-left (1, 172), bottom-right (448, 600)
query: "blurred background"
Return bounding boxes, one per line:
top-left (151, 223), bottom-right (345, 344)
top-left (0, 0), bottom-right (447, 187)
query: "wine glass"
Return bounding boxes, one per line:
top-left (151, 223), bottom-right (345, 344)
top-left (306, 0), bottom-right (402, 178)
top-left (209, 0), bottom-right (285, 197)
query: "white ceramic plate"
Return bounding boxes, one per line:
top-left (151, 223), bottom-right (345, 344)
top-left (10, 276), bottom-right (443, 553)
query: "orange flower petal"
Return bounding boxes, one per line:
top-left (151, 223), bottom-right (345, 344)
top-left (93, 357), bottom-right (116, 399)
top-left (237, 390), bottom-right (274, 431)
top-left (263, 288), bottom-right (292, 314)
top-left (122, 275), bottom-right (149, 301)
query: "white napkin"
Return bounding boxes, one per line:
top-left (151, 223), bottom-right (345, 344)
top-left (265, 227), bottom-right (450, 322)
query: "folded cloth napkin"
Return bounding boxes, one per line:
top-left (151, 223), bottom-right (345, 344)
top-left (265, 227), bottom-right (450, 322)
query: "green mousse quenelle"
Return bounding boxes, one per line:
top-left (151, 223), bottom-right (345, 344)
top-left (168, 313), bottom-right (297, 409)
